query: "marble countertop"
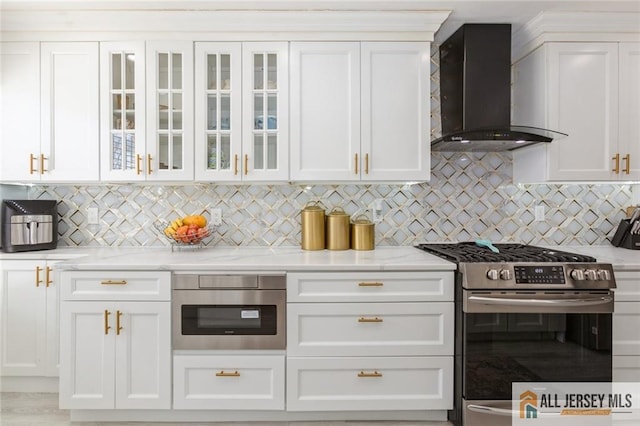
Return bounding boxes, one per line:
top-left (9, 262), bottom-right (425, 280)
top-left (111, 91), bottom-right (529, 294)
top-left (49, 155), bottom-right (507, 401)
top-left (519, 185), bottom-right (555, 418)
top-left (1, 244), bottom-right (638, 271)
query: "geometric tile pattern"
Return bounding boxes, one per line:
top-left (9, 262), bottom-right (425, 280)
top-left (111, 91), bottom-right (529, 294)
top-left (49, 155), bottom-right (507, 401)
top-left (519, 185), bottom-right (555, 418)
top-left (22, 44), bottom-right (634, 248)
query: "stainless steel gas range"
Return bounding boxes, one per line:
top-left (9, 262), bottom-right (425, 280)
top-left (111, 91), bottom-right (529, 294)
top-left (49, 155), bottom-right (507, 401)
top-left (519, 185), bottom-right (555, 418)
top-left (415, 243), bottom-right (617, 426)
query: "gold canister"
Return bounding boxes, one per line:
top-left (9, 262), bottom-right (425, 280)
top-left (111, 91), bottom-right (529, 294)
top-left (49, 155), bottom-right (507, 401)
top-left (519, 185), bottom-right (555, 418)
top-left (301, 201), bottom-right (325, 250)
top-left (326, 207), bottom-right (350, 250)
top-left (351, 214), bottom-right (375, 250)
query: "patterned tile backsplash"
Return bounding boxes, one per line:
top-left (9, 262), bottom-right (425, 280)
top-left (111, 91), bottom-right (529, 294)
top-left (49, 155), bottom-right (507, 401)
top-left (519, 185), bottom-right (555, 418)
top-left (7, 44), bottom-right (634, 248)
top-left (24, 151), bottom-right (631, 248)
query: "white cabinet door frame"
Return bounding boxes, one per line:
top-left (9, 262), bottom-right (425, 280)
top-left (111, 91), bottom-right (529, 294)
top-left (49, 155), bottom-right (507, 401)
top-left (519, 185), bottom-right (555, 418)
top-left (619, 42), bottom-right (640, 180)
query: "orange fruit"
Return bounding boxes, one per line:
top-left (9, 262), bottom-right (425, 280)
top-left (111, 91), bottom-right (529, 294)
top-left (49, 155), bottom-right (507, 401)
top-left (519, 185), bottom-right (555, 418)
top-left (183, 215), bottom-right (207, 228)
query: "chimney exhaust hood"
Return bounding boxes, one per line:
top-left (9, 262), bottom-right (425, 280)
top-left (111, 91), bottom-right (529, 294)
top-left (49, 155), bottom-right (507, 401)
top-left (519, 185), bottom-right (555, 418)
top-left (431, 23), bottom-right (566, 152)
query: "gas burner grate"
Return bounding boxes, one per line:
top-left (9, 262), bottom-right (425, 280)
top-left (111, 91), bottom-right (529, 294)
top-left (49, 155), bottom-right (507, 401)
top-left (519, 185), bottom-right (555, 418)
top-left (415, 242), bottom-right (597, 263)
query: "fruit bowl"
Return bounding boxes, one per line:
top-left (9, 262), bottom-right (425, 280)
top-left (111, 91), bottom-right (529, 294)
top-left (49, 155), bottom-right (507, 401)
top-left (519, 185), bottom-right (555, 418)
top-left (155, 218), bottom-right (216, 250)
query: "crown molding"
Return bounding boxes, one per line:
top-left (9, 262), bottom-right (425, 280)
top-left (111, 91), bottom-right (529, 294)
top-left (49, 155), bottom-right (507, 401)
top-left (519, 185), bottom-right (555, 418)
top-left (512, 11), bottom-right (640, 61)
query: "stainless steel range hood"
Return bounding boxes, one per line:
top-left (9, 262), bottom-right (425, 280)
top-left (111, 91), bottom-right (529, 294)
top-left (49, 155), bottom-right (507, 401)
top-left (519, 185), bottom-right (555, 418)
top-left (432, 24), bottom-right (566, 152)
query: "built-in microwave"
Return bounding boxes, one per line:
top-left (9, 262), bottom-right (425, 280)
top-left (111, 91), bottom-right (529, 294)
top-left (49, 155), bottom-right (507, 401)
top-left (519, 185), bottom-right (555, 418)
top-left (172, 274), bottom-right (286, 350)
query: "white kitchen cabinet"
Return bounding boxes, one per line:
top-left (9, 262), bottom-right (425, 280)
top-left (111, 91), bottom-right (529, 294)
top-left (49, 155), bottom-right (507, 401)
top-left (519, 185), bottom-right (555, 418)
top-left (173, 354), bottom-right (285, 410)
top-left (194, 42), bottom-right (288, 181)
top-left (613, 269), bottom-right (640, 382)
top-left (286, 356), bottom-right (453, 411)
top-left (146, 41), bottom-right (194, 181)
top-left (1, 42), bottom-right (99, 182)
top-left (290, 42), bottom-right (430, 182)
top-left (100, 42), bottom-right (147, 181)
top-left (513, 42), bottom-right (640, 182)
top-left (59, 270), bottom-right (171, 409)
top-left (0, 260), bottom-right (61, 378)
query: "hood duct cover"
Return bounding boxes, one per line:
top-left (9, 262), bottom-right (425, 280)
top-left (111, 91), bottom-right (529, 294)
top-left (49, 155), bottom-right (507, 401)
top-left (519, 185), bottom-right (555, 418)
top-left (432, 23), bottom-right (566, 152)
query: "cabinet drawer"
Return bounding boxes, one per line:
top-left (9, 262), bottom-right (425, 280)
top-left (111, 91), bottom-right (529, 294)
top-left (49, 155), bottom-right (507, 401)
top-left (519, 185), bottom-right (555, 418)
top-left (173, 354), bottom-right (284, 410)
top-left (287, 272), bottom-right (454, 303)
top-left (613, 356), bottom-right (640, 382)
top-left (613, 271), bottom-right (640, 302)
top-left (60, 271), bottom-right (171, 301)
top-left (614, 302), bottom-right (640, 355)
top-left (287, 302), bottom-right (454, 356)
top-left (286, 356), bottom-right (453, 411)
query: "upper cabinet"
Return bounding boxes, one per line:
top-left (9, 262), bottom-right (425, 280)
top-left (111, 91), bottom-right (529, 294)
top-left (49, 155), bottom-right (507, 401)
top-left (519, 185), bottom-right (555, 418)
top-left (290, 42), bottom-right (430, 182)
top-left (194, 42), bottom-right (289, 182)
top-left (1, 42), bottom-right (99, 183)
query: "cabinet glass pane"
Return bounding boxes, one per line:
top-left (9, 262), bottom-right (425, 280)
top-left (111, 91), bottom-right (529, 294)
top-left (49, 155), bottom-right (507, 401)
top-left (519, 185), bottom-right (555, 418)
top-left (221, 54), bottom-right (230, 89)
top-left (254, 94), bottom-right (264, 129)
top-left (159, 53), bottom-right (168, 89)
top-left (172, 92), bottom-right (182, 130)
top-left (254, 134), bottom-right (264, 169)
top-left (254, 54), bottom-right (264, 89)
top-left (221, 95), bottom-right (230, 130)
top-left (159, 93), bottom-right (169, 130)
top-left (112, 134), bottom-right (122, 169)
top-left (125, 53), bottom-right (135, 90)
top-left (221, 135), bottom-right (230, 170)
top-left (173, 134), bottom-right (183, 169)
top-left (207, 94), bottom-right (217, 130)
top-left (125, 111), bottom-right (135, 129)
top-left (112, 53), bottom-right (122, 90)
top-left (159, 134), bottom-right (169, 169)
top-left (267, 94), bottom-right (277, 129)
top-left (125, 133), bottom-right (135, 169)
top-left (112, 95), bottom-right (123, 129)
top-left (207, 54), bottom-right (217, 90)
top-left (207, 134), bottom-right (217, 170)
top-left (267, 54), bottom-right (277, 89)
top-left (125, 94), bottom-right (135, 111)
top-left (172, 53), bottom-right (182, 89)
top-left (267, 135), bottom-right (277, 169)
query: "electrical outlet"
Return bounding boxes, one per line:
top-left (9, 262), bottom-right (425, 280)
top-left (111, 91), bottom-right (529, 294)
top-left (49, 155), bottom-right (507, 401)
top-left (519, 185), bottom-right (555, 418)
top-left (211, 208), bottom-right (222, 226)
top-left (372, 199), bottom-right (384, 223)
top-left (534, 205), bottom-right (545, 222)
top-left (87, 207), bottom-right (99, 224)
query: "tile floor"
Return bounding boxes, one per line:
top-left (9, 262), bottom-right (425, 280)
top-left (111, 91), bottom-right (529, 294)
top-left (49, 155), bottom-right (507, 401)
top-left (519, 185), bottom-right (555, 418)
top-left (0, 393), bottom-right (453, 426)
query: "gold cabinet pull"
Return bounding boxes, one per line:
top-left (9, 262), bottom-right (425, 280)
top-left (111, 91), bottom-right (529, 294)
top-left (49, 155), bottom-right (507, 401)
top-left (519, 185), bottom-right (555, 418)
top-left (216, 370), bottom-right (240, 377)
top-left (244, 154), bottom-right (248, 175)
top-left (135, 154), bottom-right (142, 175)
top-left (358, 281), bottom-right (383, 287)
top-left (116, 310), bottom-right (123, 335)
top-left (623, 154), bottom-right (631, 175)
top-left (45, 266), bottom-right (53, 287)
top-left (35, 266), bottom-right (43, 287)
top-left (100, 280), bottom-right (127, 285)
top-left (29, 153), bottom-right (37, 174)
top-left (234, 154), bottom-right (238, 175)
top-left (358, 370), bottom-right (382, 378)
top-left (354, 153), bottom-right (358, 174)
top-left (365, 153), bottom-right (369, 174)
top-left (612, 153), bottom-right (620, 174)
top-left (147, 154), bottom-right (152, 175)
top-left (40, 154), bottom-right (47, 174)
top-left (104, 310), bottom-right (111, 335)
top-left (358, 316), bottom-right (383, 323)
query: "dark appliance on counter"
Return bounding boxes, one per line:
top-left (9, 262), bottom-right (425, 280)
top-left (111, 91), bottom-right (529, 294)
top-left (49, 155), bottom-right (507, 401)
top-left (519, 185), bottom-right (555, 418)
top-left (415, 242), bottom-right (616, 426)
top-left (172, 274), bottom-right (286, 350)
top-left (432, 24), bottom-right (567, 152)
top-left (1, 199), bottom-right (58, 253)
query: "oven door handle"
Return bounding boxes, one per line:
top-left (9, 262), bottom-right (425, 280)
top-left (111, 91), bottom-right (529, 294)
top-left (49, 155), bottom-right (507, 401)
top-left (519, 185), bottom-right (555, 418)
top-left (467, 404), bottom-right (513, 416)
top-left (468, 295), bottom-right (613, 307)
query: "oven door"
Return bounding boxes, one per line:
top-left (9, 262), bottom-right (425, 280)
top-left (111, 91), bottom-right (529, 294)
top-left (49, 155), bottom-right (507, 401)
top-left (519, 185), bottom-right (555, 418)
top-left (172, 289), bottom-right (285, 350)
top-left (461, 290), bottom-right (613, 425)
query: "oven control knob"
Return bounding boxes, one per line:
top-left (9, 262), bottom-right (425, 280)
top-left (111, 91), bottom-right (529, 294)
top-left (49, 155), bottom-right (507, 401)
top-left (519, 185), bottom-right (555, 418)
top-left (585, 269), bottom-right (598, 281)
top-left (499, 269), bottom-right (512, 280)
top-left (570, 269), bottom-right (585, 281)
top-left (597, 270), bottom-right (611, 281)
top-left (486, 269), bottom-right (500, 280)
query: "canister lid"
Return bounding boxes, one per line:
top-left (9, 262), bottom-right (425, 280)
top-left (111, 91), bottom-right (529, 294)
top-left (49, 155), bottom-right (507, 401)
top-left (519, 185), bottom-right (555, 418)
top-left (352, 214), bottom-right (373, 225)
top-left (327, 207), bottom-right (349, 217)
top-left (302, 201), bottom-right (325, 212)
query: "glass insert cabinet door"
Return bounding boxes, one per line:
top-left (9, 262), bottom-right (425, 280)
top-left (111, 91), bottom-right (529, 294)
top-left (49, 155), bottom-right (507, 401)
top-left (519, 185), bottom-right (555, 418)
top-left (99, 42), bottom-right (146, 181)
top-left (242, 42), bottom-right (289, 181)
top-left (194, 43), bottom-right (241, 181)
top-left (146, 41), bottom-right (194, 181)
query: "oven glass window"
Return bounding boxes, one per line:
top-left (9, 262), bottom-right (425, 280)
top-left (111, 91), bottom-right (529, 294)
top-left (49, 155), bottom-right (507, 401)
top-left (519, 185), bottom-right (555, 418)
top-left (464, 312), bottom-right (612, 400)
top-left (182, 305), bottom-right (277, 335)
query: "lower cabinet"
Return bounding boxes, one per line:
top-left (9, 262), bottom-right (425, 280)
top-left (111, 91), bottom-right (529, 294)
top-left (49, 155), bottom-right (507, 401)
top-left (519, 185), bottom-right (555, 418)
top-left (286, 356), bottom-right (452, 411)
top-left (173, 354), bottom-right (285, 410)
top-left (613, 269), bottom-right (640, 381)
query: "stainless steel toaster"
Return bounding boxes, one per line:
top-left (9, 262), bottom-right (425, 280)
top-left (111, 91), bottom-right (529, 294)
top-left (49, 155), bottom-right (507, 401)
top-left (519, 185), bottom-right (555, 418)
top-left (1, 200), bottom-right (58, 252)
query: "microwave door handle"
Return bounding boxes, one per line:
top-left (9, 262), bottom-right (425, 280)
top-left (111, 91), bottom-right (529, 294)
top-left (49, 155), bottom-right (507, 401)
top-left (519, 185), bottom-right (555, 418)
top-left (28, 221), bottom-right (38, 244)
top-left (467, 404), bottom-right (514, 417)
top-left (468, 295), bottom-right (613, 308)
